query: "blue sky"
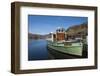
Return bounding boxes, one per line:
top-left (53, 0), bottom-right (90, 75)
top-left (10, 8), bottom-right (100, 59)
top-left (28, 15), bottom-right (87, 35)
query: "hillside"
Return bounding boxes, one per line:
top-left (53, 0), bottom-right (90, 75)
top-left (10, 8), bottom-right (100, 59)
top-left (66, 23), bottom-right (88, 36)
top-left (28, 23), bottom-right (88, 40)
top-left (28, 33), bottom-right (45, 39)
top-left (28, 33), bottom-right (51, 40)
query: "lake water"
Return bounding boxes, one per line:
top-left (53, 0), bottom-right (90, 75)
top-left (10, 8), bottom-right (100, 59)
top-left (28, 39), bottom-right (50, 60)
top-left (28, 39), bottom-right (85, 61)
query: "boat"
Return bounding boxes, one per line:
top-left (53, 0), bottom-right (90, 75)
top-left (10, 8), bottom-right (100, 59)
top-left (47, 39), bottom-right (87, 58)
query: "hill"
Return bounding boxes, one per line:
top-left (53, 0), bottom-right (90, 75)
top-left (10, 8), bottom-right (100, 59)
top-left (66, 23), bottom-right (88, 36)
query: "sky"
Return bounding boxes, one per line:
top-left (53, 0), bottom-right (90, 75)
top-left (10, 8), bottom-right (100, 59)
top-left (28, 15), bottom-right (87, 35)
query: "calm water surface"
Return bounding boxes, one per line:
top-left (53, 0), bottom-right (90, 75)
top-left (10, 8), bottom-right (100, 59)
top-left (28, 39), bottom-right (85, 60)
top-left (28, 39), bottom-right (49, 60)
